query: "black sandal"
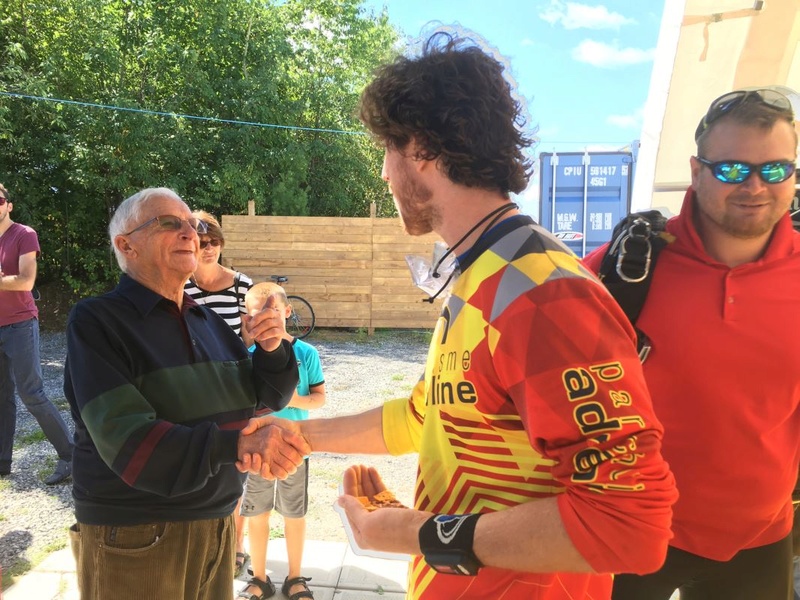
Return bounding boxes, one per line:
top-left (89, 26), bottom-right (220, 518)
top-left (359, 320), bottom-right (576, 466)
top-left (234, 552), bottom-right (250, 578)
top-left (281, 576), bottom-right (314, 600)
top-left (236, 576), bottom-right (276, 600)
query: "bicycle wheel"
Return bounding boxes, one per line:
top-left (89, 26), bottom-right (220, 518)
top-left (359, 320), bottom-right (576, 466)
top-left (286, 295), bottom-right (315, 339)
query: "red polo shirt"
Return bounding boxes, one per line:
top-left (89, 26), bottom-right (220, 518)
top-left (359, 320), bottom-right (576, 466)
top-left (585, 189), bottom-right (800, 560)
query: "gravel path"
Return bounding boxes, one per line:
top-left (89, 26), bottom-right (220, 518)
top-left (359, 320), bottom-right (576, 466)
top-left (0, 329), bottom-right (430, 580)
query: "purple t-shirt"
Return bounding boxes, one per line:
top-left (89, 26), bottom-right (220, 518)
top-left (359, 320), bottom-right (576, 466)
top-left (0, 223), bottom-right (40, 326)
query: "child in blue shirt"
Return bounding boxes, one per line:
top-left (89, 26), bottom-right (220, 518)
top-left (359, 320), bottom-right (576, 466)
top-left (239, 282), bottom-right (325, 600)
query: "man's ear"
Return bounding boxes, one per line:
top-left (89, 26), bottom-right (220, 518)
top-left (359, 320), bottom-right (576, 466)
top-left (114, 235), bottom-right (136, 258)
top-left (407, 140), bottom-right (437, 175)
top-left (689, 155), bottom-right (703, 188)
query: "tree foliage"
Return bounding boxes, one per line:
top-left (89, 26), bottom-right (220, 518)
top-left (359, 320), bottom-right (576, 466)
top-left (0, 0), bottom-right (400, 294)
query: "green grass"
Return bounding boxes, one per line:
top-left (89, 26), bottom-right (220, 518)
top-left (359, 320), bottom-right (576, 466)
top-left (2, 556), bottom-right (31, 590)
top-left (1, 530), bottom-right (70, 591)
top-left (14, 429), bottom-right (46, 447)
top-left (36, 456), bottom-right (57, 482)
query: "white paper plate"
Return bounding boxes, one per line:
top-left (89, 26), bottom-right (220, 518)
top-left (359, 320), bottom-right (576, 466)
top-left (333, 482), bottom-right (411, 561)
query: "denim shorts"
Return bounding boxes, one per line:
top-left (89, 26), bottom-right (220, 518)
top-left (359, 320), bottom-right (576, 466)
top-left (240, 458), bottom-right (308, 518)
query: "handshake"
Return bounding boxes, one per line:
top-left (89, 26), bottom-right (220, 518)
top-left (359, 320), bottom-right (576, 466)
top-left (236, 416), bottom-right (310, 480)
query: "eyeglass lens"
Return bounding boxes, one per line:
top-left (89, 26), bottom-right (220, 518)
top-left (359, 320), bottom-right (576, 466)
top-left (0, 197), bottom-right (7, 205)
top-left (156, 215), bottom-right (207, 234)
top-left (199, 239), bottom-right (221, 249)
top-left (706, 160), bottom-right (795, 184)
top-left (125, 215), bottom-right (208, 236)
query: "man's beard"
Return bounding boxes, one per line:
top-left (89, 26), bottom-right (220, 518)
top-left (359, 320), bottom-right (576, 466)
top-left (394, 169), bottom-right (436, 236)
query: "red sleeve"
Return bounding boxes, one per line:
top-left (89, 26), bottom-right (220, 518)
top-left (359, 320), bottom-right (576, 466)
top-left (492, 277), bottom-right (677, 574)
top-left (581, 242), bottom-right (608, 273)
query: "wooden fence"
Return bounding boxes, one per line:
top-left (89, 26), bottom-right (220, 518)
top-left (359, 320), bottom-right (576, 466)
top-left (220, 203), bottom-right (444, 332)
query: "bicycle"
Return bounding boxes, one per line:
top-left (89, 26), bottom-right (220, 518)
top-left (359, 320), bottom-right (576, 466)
top-left (269, 275), bottom-right (316, 339)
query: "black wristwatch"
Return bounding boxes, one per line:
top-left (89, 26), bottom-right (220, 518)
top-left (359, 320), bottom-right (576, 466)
top-left (418, 513), bottom-right (483, 576)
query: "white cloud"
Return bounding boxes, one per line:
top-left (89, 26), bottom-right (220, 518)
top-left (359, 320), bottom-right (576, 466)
top-left (606, 114), bottom-right (639, 128)
top-left (572, 39), bottom-right (655, 68)
top-left (607, 106), bottom-right (645, 129)
top-left (539, 0), bottom-right (635, 31)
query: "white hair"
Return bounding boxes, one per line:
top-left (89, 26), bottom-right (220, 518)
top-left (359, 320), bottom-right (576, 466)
top-left (108, 187), bottom-right (183, 272)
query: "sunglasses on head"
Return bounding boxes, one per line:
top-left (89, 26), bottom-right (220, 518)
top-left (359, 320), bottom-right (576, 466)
top-left (695, 89), bottom-right (794, 141)
top-left (124, 214), bottom-right (208, 236)
top-left (199, 238), bottom-right (221, 249)
top-left (695, 156), bottom-right (796, 185)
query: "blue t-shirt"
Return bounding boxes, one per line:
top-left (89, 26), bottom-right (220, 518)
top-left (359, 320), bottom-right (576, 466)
top-left (249, 338), bottom-right (323, 422)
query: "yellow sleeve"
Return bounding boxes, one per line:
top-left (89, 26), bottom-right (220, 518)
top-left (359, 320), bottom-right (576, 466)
top-left (382, 382), bottom-right (425, 455)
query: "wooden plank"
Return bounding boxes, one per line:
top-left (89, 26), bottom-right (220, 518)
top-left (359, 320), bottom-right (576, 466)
top-left (223, 259), bottom-right (371, 270)
top-left (223, 216), bottom-right (371, 227)
top-left (315, 317), bottom-right (372, 328)
top-left (227, 242), bottom-right (371, 253)
top-left (372, 295), bottom-right (442, 304)
top-left (371, 302), bottom-right (443, 312)
top-left (371, 278), bottom-right (424, 287)
top-left (241, 270), bottom-right (366, 278)
top-left (225, 249), bottom-right (373, 261)
top-left (225, 232), bottom-right (373, 244)
top-left (218, 212), bottom-right (448, 332)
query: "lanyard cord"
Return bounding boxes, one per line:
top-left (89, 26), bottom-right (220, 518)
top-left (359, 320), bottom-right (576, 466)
top-left (423, 202), bottom-right (518, 303)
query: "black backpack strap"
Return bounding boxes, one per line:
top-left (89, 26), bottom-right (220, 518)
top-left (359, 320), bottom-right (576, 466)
top-left (597, 210), bottom-right (673, 362)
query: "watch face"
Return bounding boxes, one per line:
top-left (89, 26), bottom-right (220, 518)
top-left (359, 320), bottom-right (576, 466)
top-left (423, 551), bottom-right (481, 576)
top-left (430, 563), bottom-right (473, 576)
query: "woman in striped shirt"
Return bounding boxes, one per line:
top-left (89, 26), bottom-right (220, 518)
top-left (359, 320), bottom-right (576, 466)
top-left (184, 210), bottom-right (254, 344)
top-left (184, 210), bottom-right (255, 575)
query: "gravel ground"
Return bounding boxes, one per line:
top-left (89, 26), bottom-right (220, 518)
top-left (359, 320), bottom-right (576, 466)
top-left (0, 329), bottom-right (430, 583)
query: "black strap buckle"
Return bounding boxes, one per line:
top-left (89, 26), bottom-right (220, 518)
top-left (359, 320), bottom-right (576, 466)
top-left (615, 217), bottom-right (654, 283)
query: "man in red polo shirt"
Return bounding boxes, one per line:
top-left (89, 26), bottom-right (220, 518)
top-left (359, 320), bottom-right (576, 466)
top-left (585, 88), bottom-right (800, 600)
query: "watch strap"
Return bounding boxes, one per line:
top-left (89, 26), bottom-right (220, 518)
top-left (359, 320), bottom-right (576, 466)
top-left (418, 513), bottom-right (483, 575)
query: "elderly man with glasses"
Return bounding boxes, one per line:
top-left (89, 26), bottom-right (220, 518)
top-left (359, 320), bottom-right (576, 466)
top-left (585, 88), bottom-right (800, 600)
top-left (0, 182), bottom-right (75, 484)
top-left (63, 187), bottom-right (309, 600)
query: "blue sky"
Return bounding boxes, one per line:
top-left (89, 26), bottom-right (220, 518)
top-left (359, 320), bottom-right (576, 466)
top-left (360, 0), bottom-right (666, 211)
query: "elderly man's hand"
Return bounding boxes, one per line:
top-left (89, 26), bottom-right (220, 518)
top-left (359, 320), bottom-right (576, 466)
top-left (243, 295), bottom-right (285, 353)
top-left (236, 417), bottom-right (310, 479)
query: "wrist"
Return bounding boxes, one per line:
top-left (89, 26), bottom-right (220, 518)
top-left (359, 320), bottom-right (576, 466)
top-left (418, 513), bottom-right (483, 576)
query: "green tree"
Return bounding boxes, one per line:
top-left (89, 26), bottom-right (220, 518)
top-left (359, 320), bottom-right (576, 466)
top-left (0, 0), bottom-right (399, 295)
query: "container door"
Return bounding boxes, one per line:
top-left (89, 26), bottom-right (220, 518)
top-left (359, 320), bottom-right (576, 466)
top-left (539, 151), bottom-right (634, 257)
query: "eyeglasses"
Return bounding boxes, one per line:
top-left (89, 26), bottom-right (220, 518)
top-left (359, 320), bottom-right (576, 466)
top-left (695, 156), bottom-right (797, 185)
top-left (199, 238), bottom-right (222, 249)
top-left (695, 89), bottom-right (794, 141)
top-left (123, 215), bottom-right (208, 236)
top-left (0, 196), bottom-right (8, 206)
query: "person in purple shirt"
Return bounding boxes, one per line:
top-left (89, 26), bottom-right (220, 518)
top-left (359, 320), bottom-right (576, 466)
top-left (0, 182), bottom-right (73, 484)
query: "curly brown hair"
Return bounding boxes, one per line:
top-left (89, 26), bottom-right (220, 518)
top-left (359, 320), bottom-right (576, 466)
top-left (358, 30), bottom-right (535, 196)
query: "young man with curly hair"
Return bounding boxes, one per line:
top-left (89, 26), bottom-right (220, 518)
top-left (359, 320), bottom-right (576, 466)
top-left (246, 29), bottom-right (678, 600)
